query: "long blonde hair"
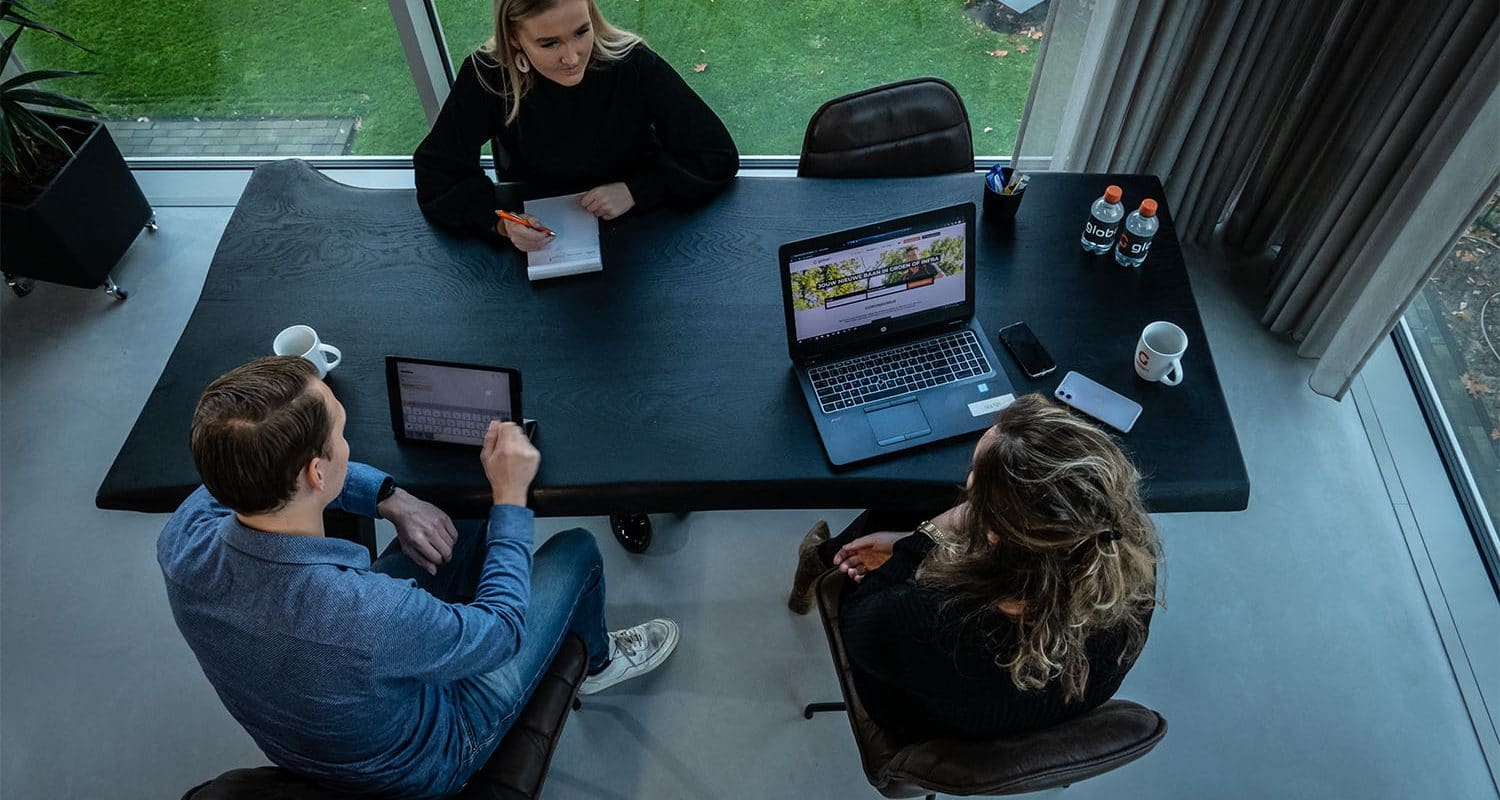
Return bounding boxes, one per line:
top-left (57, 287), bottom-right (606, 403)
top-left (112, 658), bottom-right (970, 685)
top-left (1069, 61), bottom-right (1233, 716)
top-left (916, 393), bottom-right (1162, 703)
top-left (473, 0), bottom-right (643, 124)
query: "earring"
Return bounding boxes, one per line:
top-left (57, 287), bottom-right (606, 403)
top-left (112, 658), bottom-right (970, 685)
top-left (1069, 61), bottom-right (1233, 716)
top-left (514, 52), bottom-right (530, 73)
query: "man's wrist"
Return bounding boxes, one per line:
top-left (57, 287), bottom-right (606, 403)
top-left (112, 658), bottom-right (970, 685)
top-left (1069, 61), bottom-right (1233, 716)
top-left (376, 485), bottom-right (406, 520)
top-left (492, 491), bottom-right (527, 508)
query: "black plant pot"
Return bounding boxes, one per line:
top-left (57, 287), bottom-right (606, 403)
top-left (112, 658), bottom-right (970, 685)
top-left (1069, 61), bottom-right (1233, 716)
top-left (0, 112), bottom-right (151, 294)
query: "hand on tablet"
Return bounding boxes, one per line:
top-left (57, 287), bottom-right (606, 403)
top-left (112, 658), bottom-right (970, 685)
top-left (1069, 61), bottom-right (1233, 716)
top-left (482, 421), bottom-right (540, 507)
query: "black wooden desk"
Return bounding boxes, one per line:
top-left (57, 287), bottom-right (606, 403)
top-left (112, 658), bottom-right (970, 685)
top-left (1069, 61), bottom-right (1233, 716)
top-left (97, 160), bottom-right (1247, 518)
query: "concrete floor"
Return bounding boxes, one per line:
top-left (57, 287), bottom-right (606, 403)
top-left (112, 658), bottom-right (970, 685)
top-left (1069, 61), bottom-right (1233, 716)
top-left (2, 203), bottom-right (1496, 799)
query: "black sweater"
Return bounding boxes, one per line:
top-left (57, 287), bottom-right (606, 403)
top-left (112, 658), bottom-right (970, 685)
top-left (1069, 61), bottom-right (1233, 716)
top-left (840, 533), bottom-right (1152, 743)
top-left (414, 45), bottom-right (738, 241)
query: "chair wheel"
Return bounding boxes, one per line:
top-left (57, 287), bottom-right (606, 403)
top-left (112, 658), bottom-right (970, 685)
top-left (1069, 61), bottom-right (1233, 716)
top-left (610, 513), bottom-right (652, 553)
top-left (103, 276), bottom-right (128, 301)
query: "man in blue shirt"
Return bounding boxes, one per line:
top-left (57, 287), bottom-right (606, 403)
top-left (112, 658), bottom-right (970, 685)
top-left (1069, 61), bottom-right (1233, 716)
top-left (159, 356), bottom-right (678, 798)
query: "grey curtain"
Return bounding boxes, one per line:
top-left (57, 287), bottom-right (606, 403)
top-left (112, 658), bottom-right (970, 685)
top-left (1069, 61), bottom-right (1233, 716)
top-left (1017, 0), bottom-right (1500, 398)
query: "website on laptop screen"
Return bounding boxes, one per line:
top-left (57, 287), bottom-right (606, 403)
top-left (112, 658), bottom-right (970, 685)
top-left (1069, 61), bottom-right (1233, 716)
top-left (787, 218), bottom-right (968, 344)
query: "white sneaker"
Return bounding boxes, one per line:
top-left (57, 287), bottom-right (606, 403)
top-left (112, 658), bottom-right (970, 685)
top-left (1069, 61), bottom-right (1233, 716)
top-left (579, 618), bottom-right (680, 695)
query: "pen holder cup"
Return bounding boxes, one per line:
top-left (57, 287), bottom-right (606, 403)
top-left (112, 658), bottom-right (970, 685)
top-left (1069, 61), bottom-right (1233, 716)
top-left (983, 166), bottom-right (1025, 224)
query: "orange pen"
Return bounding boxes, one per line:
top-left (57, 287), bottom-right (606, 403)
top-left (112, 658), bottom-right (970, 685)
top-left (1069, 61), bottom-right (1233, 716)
top-left (496, 210), bottom-right (556, 237)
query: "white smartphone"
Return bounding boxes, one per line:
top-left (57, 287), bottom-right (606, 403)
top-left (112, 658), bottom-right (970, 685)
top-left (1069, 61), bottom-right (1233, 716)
top-left (1054, 371), bottom-right (1142, 433)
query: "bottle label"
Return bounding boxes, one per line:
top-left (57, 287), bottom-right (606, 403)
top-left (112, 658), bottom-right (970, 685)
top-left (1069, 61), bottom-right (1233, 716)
top-left (1082, 216), bottom-right (1118, 249)
top-left (1117, 229), bottom-right (1155, 260)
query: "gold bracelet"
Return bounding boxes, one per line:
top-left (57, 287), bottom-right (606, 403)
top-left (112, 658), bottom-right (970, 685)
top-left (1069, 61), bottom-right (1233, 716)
top-left (916, 520), bottom-right (948, 544)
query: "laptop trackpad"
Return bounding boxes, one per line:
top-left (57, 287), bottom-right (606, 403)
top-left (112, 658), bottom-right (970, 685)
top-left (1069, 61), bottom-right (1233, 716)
top-left (866, 400), bottom-right (932, 446)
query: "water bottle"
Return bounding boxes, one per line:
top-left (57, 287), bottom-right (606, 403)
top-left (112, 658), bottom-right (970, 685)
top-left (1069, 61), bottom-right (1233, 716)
top-left (1080, 185), bottom-right (1124, 254)
top-left (1114, 199), bottom-right (1159, 267)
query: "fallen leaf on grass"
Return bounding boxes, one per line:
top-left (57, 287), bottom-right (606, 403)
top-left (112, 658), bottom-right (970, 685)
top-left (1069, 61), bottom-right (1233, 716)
top-left (693, 63), bottom-right (707, 73)
top-left (1459, 250), bottom-right (1478, 262)
top-left (1018, 45), bottom-right (1030, 53)
top-left (1461, 372), bottom-right (1492, 398)
top-left (1031, 30), bottom-right (1044, 40)
top-left (989, 49), bottom-right (1009, 58)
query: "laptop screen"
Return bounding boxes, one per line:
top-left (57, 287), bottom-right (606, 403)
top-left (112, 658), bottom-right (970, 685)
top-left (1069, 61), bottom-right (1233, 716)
top-left (780, 204), bottom-right (973, 353)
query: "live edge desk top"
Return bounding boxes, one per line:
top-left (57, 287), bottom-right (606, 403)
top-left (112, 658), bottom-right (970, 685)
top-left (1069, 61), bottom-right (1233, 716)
top-left (97, 160), bottom-right (1248, 518)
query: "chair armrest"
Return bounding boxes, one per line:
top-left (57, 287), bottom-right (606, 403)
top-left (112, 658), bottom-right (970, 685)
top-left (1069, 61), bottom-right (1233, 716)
top-left (880, 700), bottom-right (1168, 795)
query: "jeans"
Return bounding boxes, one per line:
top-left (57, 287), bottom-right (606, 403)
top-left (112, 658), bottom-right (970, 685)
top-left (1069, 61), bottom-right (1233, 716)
top-left (372, 523), bottom-right (610, 781)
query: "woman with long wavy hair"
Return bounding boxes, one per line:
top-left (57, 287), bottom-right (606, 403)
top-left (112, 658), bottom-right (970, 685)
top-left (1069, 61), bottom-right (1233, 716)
top-left (788, 393), bottom-right (1163, 739)
top-left (415, 0), bottom-right (737, 249)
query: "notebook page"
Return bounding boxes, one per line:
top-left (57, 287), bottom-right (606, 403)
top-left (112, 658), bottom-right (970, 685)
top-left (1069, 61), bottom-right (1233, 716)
top-left (523, 193), bottom-right (601, 279)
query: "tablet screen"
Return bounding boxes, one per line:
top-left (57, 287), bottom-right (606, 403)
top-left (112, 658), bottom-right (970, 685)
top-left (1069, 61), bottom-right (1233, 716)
top-left (388, 358), bottom-right (520, 446)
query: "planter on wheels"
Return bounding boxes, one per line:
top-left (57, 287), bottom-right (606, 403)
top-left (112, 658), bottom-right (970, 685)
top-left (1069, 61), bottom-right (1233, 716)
top-left (0, 112), bottom-right (155, 300)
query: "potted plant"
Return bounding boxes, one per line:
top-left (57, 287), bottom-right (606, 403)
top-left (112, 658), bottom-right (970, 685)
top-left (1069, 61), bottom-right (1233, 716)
top-left (0, 0), bottom-right (153, 300)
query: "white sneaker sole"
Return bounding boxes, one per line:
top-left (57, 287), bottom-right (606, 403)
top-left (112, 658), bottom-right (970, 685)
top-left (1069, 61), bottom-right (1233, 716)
top-left (578, 621), bottom-right (680, 696)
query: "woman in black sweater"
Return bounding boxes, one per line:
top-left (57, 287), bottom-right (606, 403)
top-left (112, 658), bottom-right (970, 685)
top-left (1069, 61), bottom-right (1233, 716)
top-left (414, 0), bottom-right (738, 250)
top-left (789, 393), bottom-right (1162, 742)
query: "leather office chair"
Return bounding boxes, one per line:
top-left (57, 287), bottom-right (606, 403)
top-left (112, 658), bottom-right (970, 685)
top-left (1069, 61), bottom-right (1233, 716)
top-left (803, 571), bottom-right (1168, 798)
top-left (798, 77), bottom-right (975, 179)
top-left (181, 635), bottom-right (590, 800)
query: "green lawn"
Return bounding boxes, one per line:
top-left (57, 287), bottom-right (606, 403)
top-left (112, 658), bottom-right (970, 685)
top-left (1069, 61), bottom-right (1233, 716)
top-left (16, 0), bottom-right (1036, 156)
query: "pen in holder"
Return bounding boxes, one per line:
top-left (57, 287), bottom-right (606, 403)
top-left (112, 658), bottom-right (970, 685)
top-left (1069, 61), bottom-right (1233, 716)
top-left (983, 165), bottom-right (1027, 224)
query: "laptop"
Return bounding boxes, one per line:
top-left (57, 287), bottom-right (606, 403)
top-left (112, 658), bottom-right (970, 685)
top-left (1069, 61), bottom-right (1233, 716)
top-left (385, 356), bottom-right (534, 446)
top-left (778, 203), bottom-right (1015, 466)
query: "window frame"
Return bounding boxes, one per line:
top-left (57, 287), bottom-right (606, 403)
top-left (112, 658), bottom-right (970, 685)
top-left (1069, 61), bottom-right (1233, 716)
top-left (1392, 317), bottom-right (1500, 593)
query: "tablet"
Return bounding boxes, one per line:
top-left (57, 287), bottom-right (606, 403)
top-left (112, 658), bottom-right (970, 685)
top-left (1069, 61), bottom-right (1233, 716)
top-left (386, 356), bottom-right (522, 447)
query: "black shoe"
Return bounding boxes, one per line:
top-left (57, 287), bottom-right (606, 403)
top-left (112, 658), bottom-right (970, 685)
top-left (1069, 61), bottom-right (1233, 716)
top-left (610, 513), bottom-right (652, 553)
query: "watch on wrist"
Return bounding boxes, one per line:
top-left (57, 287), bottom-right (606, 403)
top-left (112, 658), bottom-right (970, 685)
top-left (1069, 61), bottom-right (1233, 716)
top-left (375, 477), bottom-right (397, 514)
top-left (916, 520), bottom-right (947, 544)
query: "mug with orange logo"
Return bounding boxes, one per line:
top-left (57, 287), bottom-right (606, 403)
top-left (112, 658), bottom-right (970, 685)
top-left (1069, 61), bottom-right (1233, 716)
top-left (1134, 321), bottom-right (1186, 385)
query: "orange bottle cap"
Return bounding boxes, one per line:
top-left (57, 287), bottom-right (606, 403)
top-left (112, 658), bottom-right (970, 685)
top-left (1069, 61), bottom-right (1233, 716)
top-left (1140, 199), bottom-right (1158, 216)
top-left (1103, 185), bottom-right (1122, 203)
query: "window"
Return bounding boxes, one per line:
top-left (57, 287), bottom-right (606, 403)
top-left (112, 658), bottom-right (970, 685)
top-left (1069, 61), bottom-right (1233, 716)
top-left (12, 2), bottom-right (427, 157)
top-left (1402, 190), bottom-right (1500, 562)
top-left (434, 0), bottom-right (1049, 157)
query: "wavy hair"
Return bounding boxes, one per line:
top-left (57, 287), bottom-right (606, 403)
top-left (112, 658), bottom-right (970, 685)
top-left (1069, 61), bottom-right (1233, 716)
top-left (473, 0), bottom-right (644, 124)
top-left (916, 393), bottom-right (1162, 703)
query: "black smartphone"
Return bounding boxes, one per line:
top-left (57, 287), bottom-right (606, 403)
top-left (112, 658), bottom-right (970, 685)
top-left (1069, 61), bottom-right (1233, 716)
top-left (998, 322), bottom-right (1057, 378)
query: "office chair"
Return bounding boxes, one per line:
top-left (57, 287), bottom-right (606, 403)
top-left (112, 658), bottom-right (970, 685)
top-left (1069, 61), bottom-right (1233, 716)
top-left (181, 635), bottom-right (590, 800)
top-left (803, 570), bottom-right (1168, 797)
top-left (798, 77), bottom-right (975, 179)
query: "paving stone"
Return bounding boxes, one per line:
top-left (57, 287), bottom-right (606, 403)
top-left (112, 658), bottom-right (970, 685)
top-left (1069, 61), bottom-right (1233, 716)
top-left (106, 116), bottom-right (358, 158)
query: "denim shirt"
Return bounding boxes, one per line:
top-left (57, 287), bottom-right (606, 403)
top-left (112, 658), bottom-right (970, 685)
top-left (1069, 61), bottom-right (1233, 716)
top-left (157, 463), bottom-right (533, 798)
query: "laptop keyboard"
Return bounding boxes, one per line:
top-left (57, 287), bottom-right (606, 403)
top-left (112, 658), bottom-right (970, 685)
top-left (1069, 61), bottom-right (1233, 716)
top-left (403, 403), bottom-right (502, 443)
top-left (809, 329), bottom-right (992, 413)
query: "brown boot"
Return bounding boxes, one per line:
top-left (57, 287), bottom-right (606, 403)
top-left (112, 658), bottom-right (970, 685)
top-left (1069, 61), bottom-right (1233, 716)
top-left (788, 520), bottom-right (831, 614)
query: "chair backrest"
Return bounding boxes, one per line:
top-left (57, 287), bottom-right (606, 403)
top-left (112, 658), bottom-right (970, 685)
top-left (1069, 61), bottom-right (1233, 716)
top-left (798, 78), bottom-right (974, 179)
top-left (811, 571), bottom-right (1167, 798)
top-left (182, 635), bottom-right (589, 800)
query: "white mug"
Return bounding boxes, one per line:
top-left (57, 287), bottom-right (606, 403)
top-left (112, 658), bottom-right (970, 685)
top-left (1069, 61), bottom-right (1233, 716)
top-left (1134, 321), bottom-right (1186, 385)
top-left (273, 325), bottom-right (342, 378)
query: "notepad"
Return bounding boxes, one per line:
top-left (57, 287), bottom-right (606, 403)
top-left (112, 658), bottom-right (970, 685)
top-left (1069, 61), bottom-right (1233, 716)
top-left (523, 193), bottom-right (602, 281)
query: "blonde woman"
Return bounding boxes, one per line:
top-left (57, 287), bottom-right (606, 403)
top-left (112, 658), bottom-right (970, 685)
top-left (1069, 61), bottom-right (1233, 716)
top-left (415, 0), bottom-right (738, 251)
top-left (789, 393), bottom-right (1162, 740)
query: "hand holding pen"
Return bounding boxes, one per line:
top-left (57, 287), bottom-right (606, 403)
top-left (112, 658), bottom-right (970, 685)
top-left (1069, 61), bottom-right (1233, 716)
top-left (495, 210), bottom-right (555, 253)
